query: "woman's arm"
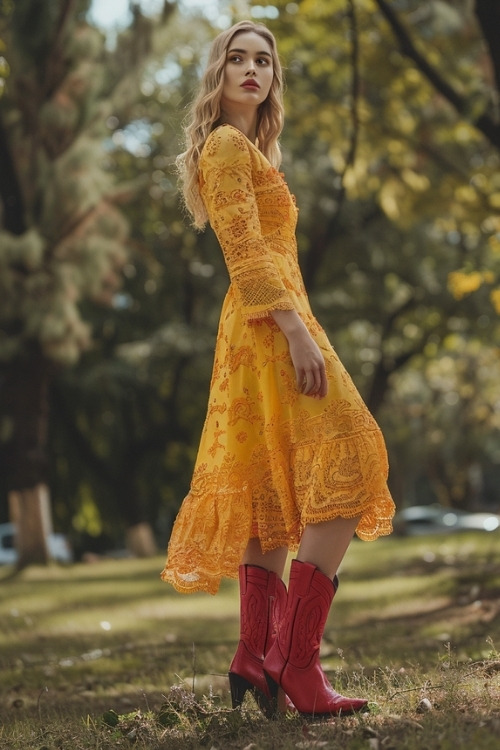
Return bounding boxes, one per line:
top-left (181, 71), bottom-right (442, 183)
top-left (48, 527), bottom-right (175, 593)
top-left (199, 127), bottom-right (294, 322)
top-left (271, 309), bottom-right (328, 399)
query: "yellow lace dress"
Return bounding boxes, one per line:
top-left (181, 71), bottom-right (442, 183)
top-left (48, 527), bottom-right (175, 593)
top-left (161, 124), bottom-right (395, 594)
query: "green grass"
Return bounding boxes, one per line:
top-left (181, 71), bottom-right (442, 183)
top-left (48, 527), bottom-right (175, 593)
top-left (0, 531), bottom-right (499, 749)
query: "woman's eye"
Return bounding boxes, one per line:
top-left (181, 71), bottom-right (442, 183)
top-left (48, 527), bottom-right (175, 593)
top-left (229, 55), bottom-right (242, 63)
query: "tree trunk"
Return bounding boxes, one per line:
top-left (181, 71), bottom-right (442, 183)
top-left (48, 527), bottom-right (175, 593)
top-left (1, 350), bottom-right (54, 567)
top-left (0, 115), bottom-right (26, 235)
top-left (1, 96), bottom-right (55, 567)
top-left (9, 484), bottom-right (52, 567)
top-left (126, 522), bottom-right (158, 558)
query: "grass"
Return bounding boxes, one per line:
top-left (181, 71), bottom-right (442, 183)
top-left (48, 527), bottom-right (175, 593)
top-left (0, 531), bottom-right (499, 748)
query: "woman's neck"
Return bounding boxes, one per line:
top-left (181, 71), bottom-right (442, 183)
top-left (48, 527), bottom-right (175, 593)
top-left (220, 109), bottom-right (258, 143)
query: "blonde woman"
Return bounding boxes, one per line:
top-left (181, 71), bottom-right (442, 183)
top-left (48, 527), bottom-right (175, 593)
top-left (162, 20), bottom-right (395, 718)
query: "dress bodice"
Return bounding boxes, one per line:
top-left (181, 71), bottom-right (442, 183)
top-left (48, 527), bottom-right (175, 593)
top-left (199, 124), bottom-right (300, 322)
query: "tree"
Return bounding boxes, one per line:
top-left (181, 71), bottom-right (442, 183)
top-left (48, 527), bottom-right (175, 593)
top-left (40, 8), bottom-right (221, 556)
top-left (43, 0), bottom-right (500, 526)
top-left (260, 0), bottom-right (500, 506)
top-left (5, 0), bottom-right (499, 553)
top-left (0, 0), bottom-right (174, 565)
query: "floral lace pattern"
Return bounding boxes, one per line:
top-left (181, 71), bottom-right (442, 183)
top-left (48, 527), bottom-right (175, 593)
top-left (162, 125), bottom-right (395, 594)
top-left (199, 126), bottom-right (298, 321)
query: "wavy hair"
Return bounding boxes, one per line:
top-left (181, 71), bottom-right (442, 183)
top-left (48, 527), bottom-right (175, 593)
top-left (177, 20), bottom-right (284, 230)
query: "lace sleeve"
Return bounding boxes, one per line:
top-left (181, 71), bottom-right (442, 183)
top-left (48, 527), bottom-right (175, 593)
top-left (199, 127), bottom-right (295, 322)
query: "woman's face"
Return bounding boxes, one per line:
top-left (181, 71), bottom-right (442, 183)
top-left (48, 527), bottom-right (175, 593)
top-left (221, 31), bottom-right (274, 112)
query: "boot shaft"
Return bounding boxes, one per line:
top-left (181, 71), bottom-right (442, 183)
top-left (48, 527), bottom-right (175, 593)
top-left (238, 564), bottom-right (285, 658)
top-left (276, 560), bottom-right (337, 670)
top-left (263, 560), bottom-right (368, 716)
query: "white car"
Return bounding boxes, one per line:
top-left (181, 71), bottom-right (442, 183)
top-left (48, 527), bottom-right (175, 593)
top-left (393, 505), bottom-right (500, 536)
top-left (0, 522), bottom-right (73, 564)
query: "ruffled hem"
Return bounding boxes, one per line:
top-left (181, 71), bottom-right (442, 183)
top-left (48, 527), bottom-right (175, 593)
top-left (161, 566), bottom-right (239, 596)
top-left (160, 500), bottom-right (250, 595)
top-left (161, 499), bottom-right (393, 596)
top-left (161, 565), bottom-right (239, 596)
top-left (161, 427), bottom-right (394, 595)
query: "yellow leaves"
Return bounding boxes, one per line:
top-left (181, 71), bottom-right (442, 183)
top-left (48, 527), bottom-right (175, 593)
top-left (73, 485), bottom-right (103, 536)
top-left (489, 193), bottom-right (500, 209)
top-left (379, 177), bottom-right (403, 220)
top-left (403, 68), bottom-right (422, 86)
top-left (447, 270), bottom-right (494, 300)
top-left (0, 53), bottom-right (9, 97)
top-left (401, 168), bottom-right (430, 192)
top-left (453, 122), bottom-right (479, 144)
top-left (387, 139), bottom-right (405, 155)
top-left (447, 271), bottom-right (479, 299)
top-left (0, 53), bottom-right (8, 76)
top-left (397, 109), bottom-right (417, 135)
top-left (454, 184), bottom-right (479, 205)
top-left (299, 0), bottom-right (345, 19)
top-left (488, 234), bottom-right (500, 255)
top-left (490, 289), bottom-right (500, 315)
top-left (343, 156), bottom-right (369, 194)
top-left (377, 169), bottom-right (429, 222)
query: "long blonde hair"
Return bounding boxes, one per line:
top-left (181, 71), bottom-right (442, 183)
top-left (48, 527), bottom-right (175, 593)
top-left (178, 20), bottom-right (285, 230)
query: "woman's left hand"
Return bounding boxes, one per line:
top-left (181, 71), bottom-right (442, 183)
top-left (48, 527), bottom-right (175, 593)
top-left (270, 309), bottom-right (328, 398)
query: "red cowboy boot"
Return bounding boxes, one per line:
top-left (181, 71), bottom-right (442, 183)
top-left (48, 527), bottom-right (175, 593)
top-left (229, 564), bottom-right (287, 717)
top-left (263, 559), bottom-right (368, 717)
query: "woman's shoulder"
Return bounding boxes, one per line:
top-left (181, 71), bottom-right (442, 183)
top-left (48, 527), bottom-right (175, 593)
top-left (201, 124), bottom-right (253, 165)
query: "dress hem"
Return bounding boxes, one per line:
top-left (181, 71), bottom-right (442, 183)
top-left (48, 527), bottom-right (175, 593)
top-left (161, 507), bottom-right (394, 595)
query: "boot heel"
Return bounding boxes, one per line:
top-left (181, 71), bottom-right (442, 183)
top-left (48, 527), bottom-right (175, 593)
top-left (264, 672), bottom-right (287, 714)
top-left (228, 671), bottom-right (253, 708)
top-left (264, 671), bottom-right (279, 699)
top-left (230, 671), bottom-right (277, 718)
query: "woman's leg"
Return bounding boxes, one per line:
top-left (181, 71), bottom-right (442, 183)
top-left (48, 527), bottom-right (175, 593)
top-left (242, 537), bottom-right (289, 577)
top-left (241, 514), bottom-right (359, 580)
top-left (297, 516), bottom-right (360, 578)
top-left (230, 538), bottom-right (290, 716)
top-left (263, 516), bottom-right (368, 716)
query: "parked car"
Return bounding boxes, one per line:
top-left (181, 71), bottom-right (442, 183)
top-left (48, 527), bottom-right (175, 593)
top-left (0, 523), bottom-right (73, 565)
top-left (393, 505), bottom-right (500, 536)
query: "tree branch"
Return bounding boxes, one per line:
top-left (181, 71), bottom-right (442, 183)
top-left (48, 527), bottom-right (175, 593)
top-left (374, 0), bottom-right (500, 150)
top-left (475, 0), bottom-right (500, 96)
top-left (303, 0), bottom-right (361, 289)
top-left (43, 0), bottom-right (78, 99)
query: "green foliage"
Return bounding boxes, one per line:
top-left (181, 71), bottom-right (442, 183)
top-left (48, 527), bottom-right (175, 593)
top-left (0, 0), bottom-right (13, 97)
top-left (45, 9), bottom-right (225, 540)
top-left (261, 0), bottom-right (500, 506)
top-left (3, 0), bottom-right (500, 541)
top-left (0, 3), bottom-right (135, 365)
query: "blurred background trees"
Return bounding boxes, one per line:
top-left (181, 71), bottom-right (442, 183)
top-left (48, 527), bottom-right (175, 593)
top-left (1, 0), bottom-right (499, 563)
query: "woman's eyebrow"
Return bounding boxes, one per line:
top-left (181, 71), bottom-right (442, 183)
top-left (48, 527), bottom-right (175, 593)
top-left (227, 47), bottom-right (272, 57)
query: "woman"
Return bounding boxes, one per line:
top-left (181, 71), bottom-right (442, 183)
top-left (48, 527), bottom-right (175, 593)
top-left (161, 20), bottom-right (395, 718)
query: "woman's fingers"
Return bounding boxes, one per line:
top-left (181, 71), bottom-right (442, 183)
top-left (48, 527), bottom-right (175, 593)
top-left (299, 361), bottom-right (328, 398)
top-left (283, 320), bottom-right (328, 399)
top-left (318, 365), bottom-right (328, 397)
